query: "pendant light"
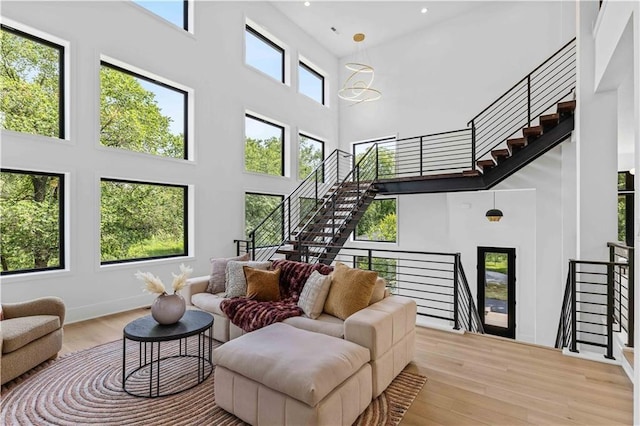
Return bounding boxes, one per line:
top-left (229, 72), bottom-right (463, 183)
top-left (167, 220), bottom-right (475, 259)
top-left (338, 33), bottom-right (381, 104)
top-left (486, 192), bottom-right (503, 222)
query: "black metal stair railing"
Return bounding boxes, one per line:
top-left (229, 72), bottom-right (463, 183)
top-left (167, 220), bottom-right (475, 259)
top-left (294, 144), bottom-right (379, 264)
top-left (307, 245), bottom-right (483, 333)
top-left (555, 256), bottom-right (630, 359)
top-left (468, 38), bottom-right (576, 163)
top-left (608, 242), bottom-right (635, 348)
top-left (245, 149), bottom-right (353, 261)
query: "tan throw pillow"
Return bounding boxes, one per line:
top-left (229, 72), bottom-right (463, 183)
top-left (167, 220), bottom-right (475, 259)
top-left (324, 262), bottom-right (378, 320)
top-left (208, 253), bottom-right (250, 294)
top-left (369, 277), bottom-right (387, 305)
top-left (245, 267), bottom-right (281, 302)
top-left (298, 271), bottom-right (332, 319)
top-left (226, 260), bottom-right (271, 298)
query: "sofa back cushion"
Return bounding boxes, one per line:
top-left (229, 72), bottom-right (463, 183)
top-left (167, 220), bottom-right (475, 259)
top-left (271, 259), bottom-right (333, 300)
top-left (324, 262), bottom-right (377, 320)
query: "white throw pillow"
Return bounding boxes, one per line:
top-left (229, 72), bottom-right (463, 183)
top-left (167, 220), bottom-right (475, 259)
top-left (298, 271), bottom-right (332, 319)
top-left (225, 260), bottom-right (271, 298)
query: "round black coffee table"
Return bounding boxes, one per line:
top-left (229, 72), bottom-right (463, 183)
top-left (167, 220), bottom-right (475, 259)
top-left (122, 310), bottom-right (214, 398)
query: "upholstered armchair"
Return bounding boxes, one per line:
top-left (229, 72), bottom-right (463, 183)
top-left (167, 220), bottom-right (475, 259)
top-left (0, 297), bottom-right (65, 385)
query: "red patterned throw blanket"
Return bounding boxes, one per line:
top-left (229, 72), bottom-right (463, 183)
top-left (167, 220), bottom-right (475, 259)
top-left (220, 260), bottom-right (333, 333)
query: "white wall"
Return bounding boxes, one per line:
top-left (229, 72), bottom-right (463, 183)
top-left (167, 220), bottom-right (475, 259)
top-left (0, 1), bottom-right (340, 322)
top-left (338, 1), bottom-right (575, 144)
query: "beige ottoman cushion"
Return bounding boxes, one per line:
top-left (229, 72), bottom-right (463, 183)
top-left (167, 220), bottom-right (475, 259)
top-left (213, 322), bottom-right (370, 406)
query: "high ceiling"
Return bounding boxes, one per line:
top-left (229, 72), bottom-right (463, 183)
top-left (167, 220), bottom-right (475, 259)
top-left (271, 1), bottom-right (485, 58)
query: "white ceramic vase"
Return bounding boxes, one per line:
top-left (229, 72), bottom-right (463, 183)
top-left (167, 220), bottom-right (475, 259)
top-left (151, 293), bottom-right (186, 325)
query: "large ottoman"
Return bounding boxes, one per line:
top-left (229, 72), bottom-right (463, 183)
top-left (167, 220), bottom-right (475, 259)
top-left (213, 323), bottom-right (372, 426)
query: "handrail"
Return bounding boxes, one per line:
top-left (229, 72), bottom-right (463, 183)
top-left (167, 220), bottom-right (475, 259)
top-left (608, 242), bottom-right (634, 348)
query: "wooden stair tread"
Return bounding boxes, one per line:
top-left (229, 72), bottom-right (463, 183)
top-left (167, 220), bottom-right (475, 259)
top-left (463, 169), bottom-right (481, 177)
top-left (477, 159), bottom-right (496, 167)
top-left (540, 113), bottom-right (560, 129)
top-left (522, 125), bottom-right (543, 138)
top-left (557, 100), bottom-right (576, 114)
top-left (491, 149), bottom-right (511, 162)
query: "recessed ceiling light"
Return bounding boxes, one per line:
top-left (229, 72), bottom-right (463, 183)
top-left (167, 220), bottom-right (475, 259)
top-left (421, 7), bottom-right (428, 14)
top-left (304, 1), bottom-right (311, 6)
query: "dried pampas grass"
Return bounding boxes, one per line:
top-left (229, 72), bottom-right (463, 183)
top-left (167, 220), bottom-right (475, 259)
top-left (135, 263), bottom-right (193, 295)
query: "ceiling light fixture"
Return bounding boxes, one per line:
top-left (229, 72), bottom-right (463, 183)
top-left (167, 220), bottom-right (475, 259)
top-left (338, 33), bottom-right (382, 104)
top-left (485, 192), bottom-right (504, 222)
top-left (304, 1), bottom-right (310, 6)
top-left (421, 7), bottom-right (428, 14)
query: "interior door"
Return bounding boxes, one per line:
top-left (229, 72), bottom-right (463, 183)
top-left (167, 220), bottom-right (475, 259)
top-left (477, 247), bottom-right (516, 339)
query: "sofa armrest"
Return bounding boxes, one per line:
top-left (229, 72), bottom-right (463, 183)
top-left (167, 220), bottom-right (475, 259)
top-left (2, 297), bottom-right (66, 325)
top-left (182, 275), bottom-right (210, 306)
top-left (344, 295), bottom-right (416, 360)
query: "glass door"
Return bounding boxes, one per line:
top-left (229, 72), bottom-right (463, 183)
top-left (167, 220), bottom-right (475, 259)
top-left (477, 247), bottom-right (516, 338)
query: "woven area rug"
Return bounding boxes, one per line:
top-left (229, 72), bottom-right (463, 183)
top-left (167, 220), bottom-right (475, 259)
top-left (2, 339), bottom-right (426, 426)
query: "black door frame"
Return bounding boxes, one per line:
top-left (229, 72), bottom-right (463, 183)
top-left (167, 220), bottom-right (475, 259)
top-left (477, 246), bottom-right (516, 339)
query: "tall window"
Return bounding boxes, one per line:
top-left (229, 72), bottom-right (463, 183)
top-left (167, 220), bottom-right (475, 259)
top-left (298, 61), bottom-right (324, 104)
top-left (0, 170), bottom-right (64, 275)
top-left (0, 25), bottom-right (64, 139)
top-left (353, 140), bottom-right (397, 179)
top-left (245, 193), bottom-right (284, 247)
top-left (100, 62), bottom-right (187, 159)
top-left (618, 171), bottom-right (634, 246)
top-left (298, 134), bottom-right (324, 180)
top-left (245, 25), bottom-right (284, 83)
top-left (245, 114), bottom-right (284, 176)
top-left (133, 1), bottom-right (188, 30)
top-left (355, 198), bottom-right (397, 242)
top-left (100, 179), bottom-right (187, 264)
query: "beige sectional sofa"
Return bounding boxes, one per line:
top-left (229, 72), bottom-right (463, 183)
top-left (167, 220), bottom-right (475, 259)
top-left (183, 269), bottom-right (416, 398)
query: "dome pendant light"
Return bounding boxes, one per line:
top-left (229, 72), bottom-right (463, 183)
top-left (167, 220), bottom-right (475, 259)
top-left (486, 192), bottom-right (503, 222)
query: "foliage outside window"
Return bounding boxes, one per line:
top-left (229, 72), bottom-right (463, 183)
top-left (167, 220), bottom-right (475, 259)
top-left (299, 196), bottom-right (321, 227)
top-left (133, 1), bottom-right (188, 30)
top-left (353, 141), bottom-right (397, 179)
top-left (298, 61), bottom-right (324, 104)
top-left (245, 114), bottom-right (284, 176)
top-left (298, 134), bottom-right (324, 180)
top-left (0, 170), bottom-right (64, 275)
top-left (245, 25), bottom-right (284, 83)
top-left (100, 62), bottom-right (187, 159)
top-left (245, 193), bottom-right (283, 248)
top-left (0, 25), bottom-right (64, 138)
top-left (355, 256), bottom-right (397, 292)
top-left (355, 199), bottom-right (397, 242)
top-left (100, 179), bottom-right (187, 264)
top-left (618, 171), bottom-right (634, 246)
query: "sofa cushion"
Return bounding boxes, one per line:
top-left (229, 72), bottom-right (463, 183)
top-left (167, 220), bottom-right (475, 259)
top-left (1, 315), bottom-right (60, 354)
top-left (271, 259), bottom-right (333, 300)
top-left (213, 323), bottom-right (370, 406)
top-left (226, 261), bottom-right (271, 298)
top-left (324, 262), bottom-right (377, 320)
top-left (208, 253), bottom-right (250, 294)
top-left (369, 277), bottom-right (387, 305)
top-left (297, 271), bottom-right (332, 319)
top-left (191, 292), bottom-right (227, 316)
top-left (245, 267), bottom-right (281, 302)
top-left (283, 313), bottom-right (344, 338)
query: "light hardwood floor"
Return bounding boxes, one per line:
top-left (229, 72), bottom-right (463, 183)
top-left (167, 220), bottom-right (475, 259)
top-left (61, 309), bottom-right (634, 425)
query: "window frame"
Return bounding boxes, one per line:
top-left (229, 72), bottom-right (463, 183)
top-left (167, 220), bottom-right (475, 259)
top-left (0, 24), bottom-right (65, 140)
top-left (244, 113), bottom-right (285, 177)
top-left (0, 168), bottom-right (66, 276)
top-left (99, 178), bottom-right (189, 265)
top-left (99, 60), bottom-right (189, 160)
top-left (617, 171), bottom-right (634, 246)
top-left (298, 60), bottom-right (325, 105)
top-left (353, 197), bottom-right (398, 243)
top-left (244, 192), bottom-right (285, 248)
top-left (298, 133), bottom-right (325, 181)
top-left (245, 24), bottom-right (285, 83)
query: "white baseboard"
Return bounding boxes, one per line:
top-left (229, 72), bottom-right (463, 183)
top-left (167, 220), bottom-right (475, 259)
top-left (65, 294), bottom-right (151, 324)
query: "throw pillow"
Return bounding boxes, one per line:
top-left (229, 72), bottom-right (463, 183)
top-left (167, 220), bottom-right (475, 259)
top-left (298, 271), bottom-right (332, 319)
top-left (324, 262), bottom-right (378, 320)
top-left (369, 277), bottom-right (387, 305)
top-left (226, 260), bottom-right (271, 298)
top-left (245, 267), bottom-right (281, 302)
top-left (208, 253), bottom-right (250, 294)
top-left (0, 305), bottom-right (4, 321)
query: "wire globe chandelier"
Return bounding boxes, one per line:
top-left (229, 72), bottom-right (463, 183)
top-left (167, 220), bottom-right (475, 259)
top-left (338, 33), bottom-right (381, 104)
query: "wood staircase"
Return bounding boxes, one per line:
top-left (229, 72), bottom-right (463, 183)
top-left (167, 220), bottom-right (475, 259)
top-left (277, 181), bottom-right (377, 264)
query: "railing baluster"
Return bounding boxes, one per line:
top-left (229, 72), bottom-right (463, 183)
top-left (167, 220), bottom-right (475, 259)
top-left (453, 254), bottom-right (460, 330)
top-left (419, 136), bottom-right (424, 176)
top-left (606, 262), bottom-right (614, 359)
top-left (470, 120), bottom-right (476, 169)
top-left (629, 247), bottom-right (635, 347)
top-left (527, 74), bottom-right (531, 127)
top-left (570, 260), bottom-right (578, 353)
